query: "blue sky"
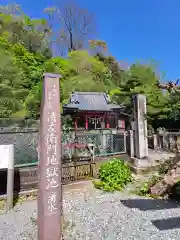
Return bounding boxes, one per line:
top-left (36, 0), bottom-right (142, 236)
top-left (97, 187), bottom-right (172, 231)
top-left (1, 0), bottom-right (180, 81)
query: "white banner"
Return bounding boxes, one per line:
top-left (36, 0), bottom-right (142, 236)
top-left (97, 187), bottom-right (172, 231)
top-left (0, 145), bottom-right (10, 169)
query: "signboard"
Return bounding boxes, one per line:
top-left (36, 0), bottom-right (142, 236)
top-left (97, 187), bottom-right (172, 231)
top-left (38, 73), bottom-right (62, 240)
top-left (0, 145), bottom-right (10, 169)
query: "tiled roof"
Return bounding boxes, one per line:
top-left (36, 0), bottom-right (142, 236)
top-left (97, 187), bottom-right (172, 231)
top-left (63, 92), bottom-right (124, 112)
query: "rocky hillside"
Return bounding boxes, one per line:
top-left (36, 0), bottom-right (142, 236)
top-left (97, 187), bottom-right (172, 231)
top-left (150, 154), bottom-right (180, 196)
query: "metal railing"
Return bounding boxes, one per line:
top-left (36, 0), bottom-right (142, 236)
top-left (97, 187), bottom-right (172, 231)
top-left (0, 128), bottom-right (126, 166)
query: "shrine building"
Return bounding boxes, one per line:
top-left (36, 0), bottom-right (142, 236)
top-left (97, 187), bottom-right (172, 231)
top-left (63, 92), bottom-right (130, 132)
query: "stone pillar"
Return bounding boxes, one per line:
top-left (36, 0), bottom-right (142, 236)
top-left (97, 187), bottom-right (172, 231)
top-left (129, 130), bottom-right (134, 157)
top-left (153, 134), bottom-right (158, 150)
top-left (38, 73), bottom-right (62, 240)
top-left (133, 94), bottom-right (148, 159)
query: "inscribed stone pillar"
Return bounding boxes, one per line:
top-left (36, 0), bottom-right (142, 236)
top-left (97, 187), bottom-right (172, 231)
top-left (38, 73), bottom-right (62, 240)
top-left (133, 94), bottom-right (148, 159)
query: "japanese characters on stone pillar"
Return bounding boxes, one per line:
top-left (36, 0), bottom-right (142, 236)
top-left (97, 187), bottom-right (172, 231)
top-left (133, 94), bottom-right (148, 159)
top-left (38, 73), bottom-right (62, 240)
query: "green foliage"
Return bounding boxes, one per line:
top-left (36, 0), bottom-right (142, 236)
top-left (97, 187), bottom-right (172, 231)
top-left (25, 83), bottom-right (42, 118)
top-left (137, 175), bottom-right (162, 196)
top-left (0, 5), bottom-right (52, 56)
top-left (94, 158), bottom-right (132, 192)
top-left (136, 157), bottom-right (179, 197)
top-left (117, 63), bottom-right (168, 118)
top-left (166, 90), bottom-right (180, 121)
top-left (0, 3), bottom-right (179, 124)
top-left (0, 46), bottom-right (27, 117)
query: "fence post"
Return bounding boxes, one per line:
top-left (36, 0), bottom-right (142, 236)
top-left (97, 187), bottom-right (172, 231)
top-left (88, 144), bottom-right (95, 162)
top-left (6, 144), bottom-right (14, 213)
top-left (153, 134), bottom-right (158, 150)
top-left (88, 143), bottom-right (97, 178)
top-left (90, 158), bottom-right (97, 179)
top-left (129, 130), bottom-right (134, 157)
top-left (73, 156), bottom-right (77, 181)
top-left (169, 135), bottom-right (173, 151)
top-left (124, 131), bottom-right (127, 153)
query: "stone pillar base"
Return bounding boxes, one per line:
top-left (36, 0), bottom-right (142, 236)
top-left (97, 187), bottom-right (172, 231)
top-left (129, 157), bottom-right (158, 175)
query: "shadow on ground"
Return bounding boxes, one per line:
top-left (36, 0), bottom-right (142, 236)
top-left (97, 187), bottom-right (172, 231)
top-left (121, 198), bottom-right (180, 211)
top-left (121, 198), bottom-right (180, 231)
top-left (152, 217), bottom-right (180, 230)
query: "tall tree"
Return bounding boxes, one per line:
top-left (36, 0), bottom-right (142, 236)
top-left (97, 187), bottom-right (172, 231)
top-left (46, 0), bottom-right (96, 55)
top-left (96, 54), bottom-right (128, 87)
top-left (0, 47), bottom-right (28, 117)
top-left (61, 50), bottom-right (114, 101)
top-left (114, 63), bottom-right (168, 119)
top-left (0, 4), bottom-right (52, 57)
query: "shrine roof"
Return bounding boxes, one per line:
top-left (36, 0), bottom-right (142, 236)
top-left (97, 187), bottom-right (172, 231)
top-left (63, 92), bottom-right (126, 113)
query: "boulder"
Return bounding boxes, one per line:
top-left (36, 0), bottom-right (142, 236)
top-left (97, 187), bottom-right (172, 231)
top-left (163, 175), bottom-right (174, 186)
top-left (150, 158), bottom-right (180, 196)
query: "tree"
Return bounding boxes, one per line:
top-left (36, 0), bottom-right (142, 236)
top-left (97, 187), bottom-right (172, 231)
top-left (0, 2), bottom-right (172, 125)
top-left (0, 4), bottom-right (52, 57)
top-left (46, 0), bottom-right (96, 55)
top-left (96, 53), bottom-right (128, 87)
top-left (165, 90), bottom-right (180, 120)
top-left (0, 6), bottom-right (52, 118)
top-left (88, 40), bottom-right (108, 55)
top-left (24, 50), bottom-right (114, 118)
top-left (114, 63), bottom-right (168, 119)
top-left (0, 47), bottom-right (28, 117)
top-left (65, 50), bottom-right (113, 90)
top-left (157, 79), bottom-right (180, 121)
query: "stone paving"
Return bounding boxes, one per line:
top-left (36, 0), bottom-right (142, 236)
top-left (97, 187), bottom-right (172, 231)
top-left (0, 181), bottom-right (180, 240)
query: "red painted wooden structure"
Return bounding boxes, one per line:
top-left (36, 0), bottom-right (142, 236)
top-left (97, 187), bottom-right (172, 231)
top-left (63, 92), bottom-right (129, 132)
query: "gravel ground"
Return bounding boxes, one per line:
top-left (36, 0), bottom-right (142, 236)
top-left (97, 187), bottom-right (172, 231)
top-left (1, 181), bottom-right (180, 240)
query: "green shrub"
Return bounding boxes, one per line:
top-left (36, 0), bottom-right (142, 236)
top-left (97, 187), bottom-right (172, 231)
top-left (137, 175), bottom-right (162, 196)
top-left (93, 158), bottom-right (132, 192)
top-left (137, 181), bottom-right (150, 196)
top-left (93, 179), bottom-right (104, 189)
